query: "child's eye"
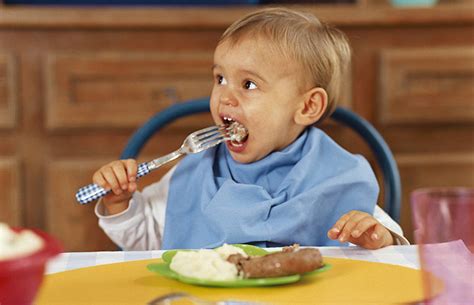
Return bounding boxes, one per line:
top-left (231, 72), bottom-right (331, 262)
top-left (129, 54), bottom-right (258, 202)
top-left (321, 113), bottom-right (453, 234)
top-left (216, 75), bottom-right (227, 85)
top-left (244, 80), bottom-right (257, 90)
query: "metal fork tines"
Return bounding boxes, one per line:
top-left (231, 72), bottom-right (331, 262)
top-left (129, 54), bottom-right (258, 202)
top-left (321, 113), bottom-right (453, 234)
top-left (147, 124), bottom-right (230, 170)
top-left (147, 292), bottom-right (188, 305)
top-left (183, 124), bottom-right (231, 153)
top-left (75, 124), bottom-right (232, 205)
top-left (147, 291), bottom-right (266, 305)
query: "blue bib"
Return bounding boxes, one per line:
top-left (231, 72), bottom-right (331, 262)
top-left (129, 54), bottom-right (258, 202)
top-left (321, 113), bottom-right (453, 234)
top-left (162, 127), bottom-right (378, 249)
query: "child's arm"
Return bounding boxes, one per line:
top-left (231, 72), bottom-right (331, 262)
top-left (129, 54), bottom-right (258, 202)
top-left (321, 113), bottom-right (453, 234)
top-left (327, 210), bottom-right (395, 249)
top-left (92, 159), bottom-right (138, 215)
top-left (94, 165), bottom-right (177, 251)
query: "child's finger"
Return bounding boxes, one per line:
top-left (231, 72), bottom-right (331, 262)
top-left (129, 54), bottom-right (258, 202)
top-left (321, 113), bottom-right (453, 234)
top-left (124, 159), bottom-right (137, 192)
top-left (371, 223), bottom-right (393, 246)
top-left (338, 213), bottom-right (368, 242)
top-left (327, 228), bottom-right (339, 240)
top-left (102, 167), bottom-right (122, 195)
top-left (124, 159), bottom-right (137, 181)
top-left (92, 171), bottom-right (109, 190)
top-left (329, 211), bottom-right (362, 241)
top-left (112, 163), bottom-right (128, 190)
top-left (327, 212), bottom-right (352, 239)
top-left (350, 217), bottom-right (379, 238)
top-left (330, 212), bottom-right (353, 232)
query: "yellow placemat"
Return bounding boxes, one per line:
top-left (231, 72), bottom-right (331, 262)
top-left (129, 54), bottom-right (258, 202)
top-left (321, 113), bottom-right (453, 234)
top-left (36, 257), bottom-right (443, 305)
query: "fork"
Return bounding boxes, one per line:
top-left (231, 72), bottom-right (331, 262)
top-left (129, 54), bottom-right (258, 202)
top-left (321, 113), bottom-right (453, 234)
top-left (147, 292), bottom-right (266, 305)
top-left (75, 125), bottom-right (232, 205)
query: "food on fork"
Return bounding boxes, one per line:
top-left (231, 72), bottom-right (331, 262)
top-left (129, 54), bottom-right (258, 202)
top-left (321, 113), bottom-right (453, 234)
top-left (227, 121), bottom-right (249, 144)
top-left (0, 222), bottom-right (44, 260)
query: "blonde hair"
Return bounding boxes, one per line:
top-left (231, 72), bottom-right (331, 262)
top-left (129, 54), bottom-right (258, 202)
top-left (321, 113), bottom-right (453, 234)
top-left (219, 7), bottom-right (351, 122)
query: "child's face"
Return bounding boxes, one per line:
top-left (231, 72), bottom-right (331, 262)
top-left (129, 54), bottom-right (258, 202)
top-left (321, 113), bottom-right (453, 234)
top-left (210, 36), bottom-right (308, 163)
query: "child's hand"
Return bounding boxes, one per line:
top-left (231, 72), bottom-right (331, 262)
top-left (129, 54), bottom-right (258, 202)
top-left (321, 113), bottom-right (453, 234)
top-left (327, 211), bottom-right (394, 249)
top-left (92, 159), bottom-right (138, 213)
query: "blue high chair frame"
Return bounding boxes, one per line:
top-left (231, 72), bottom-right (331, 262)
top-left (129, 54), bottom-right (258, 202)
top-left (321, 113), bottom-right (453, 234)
top-left (120, 97), bottom-right (401, 222)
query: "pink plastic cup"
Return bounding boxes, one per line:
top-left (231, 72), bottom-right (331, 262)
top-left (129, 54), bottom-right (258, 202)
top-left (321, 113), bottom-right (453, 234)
top-left (0, 228), bottom-right (62, 305)
top-left (411, 187), bottom-right (474, 305)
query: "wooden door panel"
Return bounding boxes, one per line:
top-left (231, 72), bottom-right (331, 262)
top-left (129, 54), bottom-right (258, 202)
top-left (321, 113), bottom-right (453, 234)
top-left (0, 158), bottom-right (22, 226)
top-left (398, 153), bottom-right (474, 242)
top-left (0, 52), bottom-right (17, 129)
top-left (379, 47), bottom-right (474, 124)
top-left (45, 52), bottom-right (214, 129)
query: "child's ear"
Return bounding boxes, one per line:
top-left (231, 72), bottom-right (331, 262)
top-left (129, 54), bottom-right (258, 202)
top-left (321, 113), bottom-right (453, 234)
top-left (294, 87), bottom-right (328, 126)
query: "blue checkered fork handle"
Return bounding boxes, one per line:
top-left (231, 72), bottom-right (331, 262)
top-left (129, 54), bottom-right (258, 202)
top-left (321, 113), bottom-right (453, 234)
top-left (75, 162), bottom-right (150, 205)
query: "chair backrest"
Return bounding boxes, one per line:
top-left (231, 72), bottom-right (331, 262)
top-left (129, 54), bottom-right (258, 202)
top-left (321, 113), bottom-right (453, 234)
top-left (121, 97), bottom-right (401, 222)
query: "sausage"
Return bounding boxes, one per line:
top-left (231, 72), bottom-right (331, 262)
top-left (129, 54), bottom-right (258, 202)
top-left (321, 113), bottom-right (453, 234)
top-left (227, 247), bottom-right (323, 278)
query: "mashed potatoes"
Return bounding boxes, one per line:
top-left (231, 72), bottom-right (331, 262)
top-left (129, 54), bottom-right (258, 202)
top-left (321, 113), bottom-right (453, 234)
top-left (0, 223), bottom-right (44, 261)
top-left (169, 244), bottom-right (248, 281)
top-left (229, 122), bottom-right (248, 143)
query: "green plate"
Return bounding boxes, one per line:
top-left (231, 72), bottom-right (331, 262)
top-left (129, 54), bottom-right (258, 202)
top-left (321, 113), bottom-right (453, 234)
top-left (147, 244), bottom-right (331, 287)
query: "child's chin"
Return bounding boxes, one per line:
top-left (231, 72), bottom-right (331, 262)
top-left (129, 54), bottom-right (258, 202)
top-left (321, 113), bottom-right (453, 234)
top-left (228, 151), bottom-right (255, 164)
top-left (230, 154), bottom-right (255, 164)
top-left (228, 150), bottom-right (264, 164)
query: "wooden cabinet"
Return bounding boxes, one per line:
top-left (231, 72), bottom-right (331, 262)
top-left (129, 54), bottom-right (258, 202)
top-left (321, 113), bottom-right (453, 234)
top-left (0, 4), bottom-right (473, 250)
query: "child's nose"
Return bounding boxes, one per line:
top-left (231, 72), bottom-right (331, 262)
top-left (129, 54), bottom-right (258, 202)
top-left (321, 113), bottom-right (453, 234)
top-left (220, 91), bottom-right (238, 107)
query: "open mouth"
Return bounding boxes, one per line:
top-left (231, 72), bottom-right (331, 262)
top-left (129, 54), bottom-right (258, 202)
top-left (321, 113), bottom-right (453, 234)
top-left (222, 116), bottom-right (249, 147)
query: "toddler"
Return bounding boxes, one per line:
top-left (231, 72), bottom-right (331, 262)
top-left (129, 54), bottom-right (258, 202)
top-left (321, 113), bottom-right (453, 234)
top-left (93, 7), bottom-right (407, 250)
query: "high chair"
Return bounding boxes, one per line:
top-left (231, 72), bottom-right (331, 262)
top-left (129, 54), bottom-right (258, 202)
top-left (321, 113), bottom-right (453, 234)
top-left (120, 97), bottom-right (401, 222)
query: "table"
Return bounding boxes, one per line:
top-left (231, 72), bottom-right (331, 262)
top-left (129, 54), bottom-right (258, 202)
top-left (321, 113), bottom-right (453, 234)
top-left (39, 245), bottom-right (432, 305)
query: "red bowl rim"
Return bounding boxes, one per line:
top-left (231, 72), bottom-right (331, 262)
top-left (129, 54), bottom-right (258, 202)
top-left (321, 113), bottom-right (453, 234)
top-left (0, 227), bottom-right (63, 273)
